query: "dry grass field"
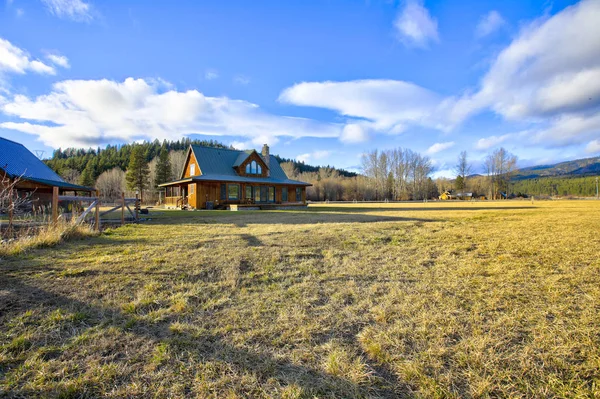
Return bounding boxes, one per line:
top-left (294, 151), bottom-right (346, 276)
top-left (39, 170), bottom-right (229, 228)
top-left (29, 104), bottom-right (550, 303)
top-left (1, 201), bottom-right (599, 398)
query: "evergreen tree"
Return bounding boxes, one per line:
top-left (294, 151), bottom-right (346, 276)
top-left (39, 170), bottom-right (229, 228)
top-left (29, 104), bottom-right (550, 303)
top-left (80, 158), bottom-right (97, 187)
top-left (154, 147), bottom-right (172, 187)
top-left (455, 175), bottom-right (465, 191)
top-left (126, 145), bottom-right (150, 202)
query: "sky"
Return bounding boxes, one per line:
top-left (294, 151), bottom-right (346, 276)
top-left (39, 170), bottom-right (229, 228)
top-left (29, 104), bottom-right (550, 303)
top-left (1, 0), bottom-right (600, 177)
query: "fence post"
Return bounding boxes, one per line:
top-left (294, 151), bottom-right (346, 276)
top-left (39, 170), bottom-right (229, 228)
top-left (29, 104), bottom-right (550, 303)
top-left (95, 190), bottom-right (100, 231)
top-left (52, 186), bottom-right (59, 226)
top-left (135, 192), bottom-right (139, 222)
top-left (121, 192), bottom-right (125, 226)
top-left (8, 186), bottom-right (14, 236)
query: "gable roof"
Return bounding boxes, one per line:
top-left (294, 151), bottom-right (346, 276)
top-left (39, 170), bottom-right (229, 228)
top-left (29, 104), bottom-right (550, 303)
top-left (167, 145), bottom-right (310, 186)
top-left (0, 136), bottom-right (93, 191)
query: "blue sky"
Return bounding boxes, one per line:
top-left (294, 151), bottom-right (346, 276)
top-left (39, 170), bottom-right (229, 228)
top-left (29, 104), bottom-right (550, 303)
top-left (1, 0), bottom-right (600, 176)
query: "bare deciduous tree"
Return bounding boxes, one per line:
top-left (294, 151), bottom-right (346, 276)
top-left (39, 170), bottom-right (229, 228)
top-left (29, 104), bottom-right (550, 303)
top-left (96, 168), bottom-right (126, 201)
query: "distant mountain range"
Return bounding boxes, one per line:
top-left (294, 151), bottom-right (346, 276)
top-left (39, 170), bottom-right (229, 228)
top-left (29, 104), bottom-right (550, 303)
top-left (513, 156), bottom-right (600, 180)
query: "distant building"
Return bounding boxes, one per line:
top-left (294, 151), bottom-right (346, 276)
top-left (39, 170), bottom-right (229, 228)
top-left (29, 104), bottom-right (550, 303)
top-left (0, 136), bottom-right (94, 211)
top-left (160, 144), bottom-right (311, 209)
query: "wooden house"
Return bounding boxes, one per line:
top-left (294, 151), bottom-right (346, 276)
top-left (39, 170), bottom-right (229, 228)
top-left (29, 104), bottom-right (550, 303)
top-left (0, 136), bottom-right (94, 211)
top-left (160, 144), bottom-right (311, 210)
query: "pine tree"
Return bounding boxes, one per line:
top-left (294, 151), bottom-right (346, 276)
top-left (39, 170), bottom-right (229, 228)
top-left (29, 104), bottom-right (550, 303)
top-left (126, 145), bottom-right (150, 203)
top-left (154, 147), bottom-right (172, 187)
top-left (80, 158), bottom-right (97, 187)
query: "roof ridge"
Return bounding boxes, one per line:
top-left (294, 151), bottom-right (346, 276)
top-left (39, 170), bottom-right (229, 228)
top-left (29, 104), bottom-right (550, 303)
top-left (0, 136), bottom-right (27, 147)
top-left (190, 144), bottom-right (243, 153)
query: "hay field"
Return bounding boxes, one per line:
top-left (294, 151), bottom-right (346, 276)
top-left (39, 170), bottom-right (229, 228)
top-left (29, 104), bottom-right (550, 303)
top-left (1, 201), bottom-right (599, 398)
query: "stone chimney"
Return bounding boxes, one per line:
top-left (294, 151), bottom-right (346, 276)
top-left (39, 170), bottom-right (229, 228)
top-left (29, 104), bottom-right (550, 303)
top-left (261, 144), bottom-right (270, 176)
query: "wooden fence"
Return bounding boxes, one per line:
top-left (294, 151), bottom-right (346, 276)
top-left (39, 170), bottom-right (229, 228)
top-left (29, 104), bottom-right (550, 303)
top-left (51, 187), bottom-right (140, 231)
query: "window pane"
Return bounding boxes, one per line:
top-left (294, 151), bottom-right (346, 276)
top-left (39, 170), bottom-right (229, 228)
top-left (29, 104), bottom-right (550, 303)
top-left (190, 184), bottom-right (195, 194)
top-left (296, 188), bottom-right (302, 202)
top-left (220, 184), bottom-right (226, 200)
top-left (251, 161), bottom-right (257, 174)
top-left (228, 184), bottom-right (239, 200)
top-left (246, 186), bottom-right (252, 199)
top-left (246, 164), bottom-right (250, 174)
top-left (190, 164), bottom-right (195, 176)
top-left (257, 165), bottom-right (262, 174)
top-left (254, 186), bottom-right (261, 202)
top-left (260, 186), bottom-right (267, 202)
top-left (282, 187), bottom-right (288, 202)
top-left (269, 187), bottom-right (275, 202)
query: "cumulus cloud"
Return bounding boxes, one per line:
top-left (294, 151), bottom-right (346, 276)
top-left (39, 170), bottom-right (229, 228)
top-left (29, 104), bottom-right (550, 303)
top-left (45, 53), bottom-right (70, 68)
top-left (426, 141), bottom-right (454, 154)
top-left (0, 77), bottom-right (343, 148)
top-left (0, 38), bottom-right (56, 76)
top-left (475, 10), bottom-right (505, 38)
top-left (41, 0), bottom-right (93, 22)
top-left (282, 1), bottom-right (600, 150)
top-left (394, 0), bottom-right (439, 48)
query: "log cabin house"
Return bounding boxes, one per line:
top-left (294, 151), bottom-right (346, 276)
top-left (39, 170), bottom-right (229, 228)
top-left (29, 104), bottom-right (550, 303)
top-left (160, 144), bottom-right (311, 210)
top-left (0, 136), bottom-right (95, 212)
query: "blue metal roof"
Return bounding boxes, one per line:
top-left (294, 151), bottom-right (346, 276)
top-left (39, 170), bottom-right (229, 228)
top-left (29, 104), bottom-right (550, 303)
top-left (164, 145), bottom-right (311, 186)
top-left (0, 136), bottom-right (93, 191)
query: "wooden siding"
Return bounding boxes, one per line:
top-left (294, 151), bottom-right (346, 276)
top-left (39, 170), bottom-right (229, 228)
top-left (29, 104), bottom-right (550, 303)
top-left (182, 151), bottom-right (200, 178)
top-left (236, 152), bottom-right (269, 178)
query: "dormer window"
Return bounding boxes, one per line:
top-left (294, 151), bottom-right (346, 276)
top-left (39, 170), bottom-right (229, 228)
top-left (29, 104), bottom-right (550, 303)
top-left (245, 160), bottom-right (262, 175)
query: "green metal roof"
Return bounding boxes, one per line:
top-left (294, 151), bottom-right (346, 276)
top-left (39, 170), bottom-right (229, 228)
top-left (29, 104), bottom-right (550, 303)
top-left (162, 145), bottom-right (311, 187)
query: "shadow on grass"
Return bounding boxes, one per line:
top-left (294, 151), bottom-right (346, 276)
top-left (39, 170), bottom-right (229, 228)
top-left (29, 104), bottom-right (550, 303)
top-left (147, 210), bottom-right (439, 227)
top-left (0, 266), bottom-right (412, 398)
top-left (305, 206), bottom-right (536, 213)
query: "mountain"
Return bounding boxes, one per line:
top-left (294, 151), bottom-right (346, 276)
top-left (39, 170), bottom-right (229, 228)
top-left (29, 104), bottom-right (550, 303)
top-left (513, 157), bottom-right (600, 180)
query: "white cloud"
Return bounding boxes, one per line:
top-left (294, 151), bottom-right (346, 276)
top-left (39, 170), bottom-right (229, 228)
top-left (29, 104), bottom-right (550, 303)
top-left (205, 69), bottom-right (218, 80)
top-left (280, 79), bottom-right (445, 134)
top-left (585, 139), bottom-right (600, 154)
top-left (40, 0), bottom-right (93, 22)
top-left (296, 153), bottom-right (311, 163)
top-left (340, 123), bottom-right (370, 143)
top-left (45, 53), bottom-right (70, 68)
top-left (0, 77), bottom-right (342, 148)
top-left (0, 38), bottom-right (55, 76)
top-left (295, 150), bottom-right (332, 164)
top-left (475, 134), bottom-right (513, 150)
top-left (475, 10), bottom-right (505, 38)
top-left (394, 0), bottom-right (439, 48)
top-left (426, 141), bottom-right (454, 154)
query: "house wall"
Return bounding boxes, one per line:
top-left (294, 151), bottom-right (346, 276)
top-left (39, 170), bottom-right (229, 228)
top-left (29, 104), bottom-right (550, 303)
top-left (236, 152), bottom-right (269, 178)
top-left (182, 151), bottom-right (200, 178)
top-left (191, 182), bottom-right (306, 209)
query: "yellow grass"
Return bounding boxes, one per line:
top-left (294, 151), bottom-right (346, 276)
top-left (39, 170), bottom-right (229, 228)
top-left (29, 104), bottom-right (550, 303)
top-left (1, 200), bottom-right (599, 398)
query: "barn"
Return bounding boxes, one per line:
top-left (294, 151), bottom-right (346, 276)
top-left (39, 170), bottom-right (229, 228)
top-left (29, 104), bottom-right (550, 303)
top-left (160, 144), bottom-right (311, 210)
top-left (0, 136), bottom-right (94, 212)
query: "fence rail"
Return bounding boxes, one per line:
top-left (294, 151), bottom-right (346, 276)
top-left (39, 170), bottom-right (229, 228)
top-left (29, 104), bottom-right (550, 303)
top-left (52, 187), bottom-right (140, 230)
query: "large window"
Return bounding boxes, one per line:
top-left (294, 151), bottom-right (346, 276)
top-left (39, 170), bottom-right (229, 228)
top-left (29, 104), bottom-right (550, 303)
top-left (245, 160), bottom-right (262, 175)
top-left (282, 187), bottom-right (288, 202)
top-left (228, 184), bottom-right (240, 200)
top-left (246, 185), bottom-right (253, 200)
top-left (296, 187), bottom-right (303, 202)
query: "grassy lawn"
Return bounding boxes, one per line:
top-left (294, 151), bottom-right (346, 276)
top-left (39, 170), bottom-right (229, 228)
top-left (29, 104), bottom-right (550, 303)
top-left (1, 201), bottom-right (599, 398)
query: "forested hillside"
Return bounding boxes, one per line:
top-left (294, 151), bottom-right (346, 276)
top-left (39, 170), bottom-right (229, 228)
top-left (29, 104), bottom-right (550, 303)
top-left (511, 176), bottom-right (598, 197)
